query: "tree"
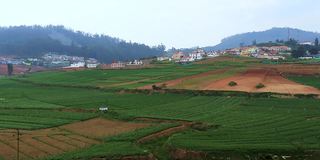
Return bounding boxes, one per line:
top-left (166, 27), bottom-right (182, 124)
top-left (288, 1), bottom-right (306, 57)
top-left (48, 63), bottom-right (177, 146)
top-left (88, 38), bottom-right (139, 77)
top-left (315, 38), bottom-right (319, 46)
top-left (252, 40), bottom-right (257, 46)
top-left (292, 46), bottom-right (306, 58)
top-left (309, 48), bottom-right (318, 55)
top-left (7, 64), bottom-right (13, 76)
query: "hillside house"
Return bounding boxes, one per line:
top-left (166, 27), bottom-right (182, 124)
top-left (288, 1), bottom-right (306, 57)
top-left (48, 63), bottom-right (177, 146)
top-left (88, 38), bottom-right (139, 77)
top-left (111, 61), bottom-right (125, 68)
top-left (70, 61), bottom-right (85, 68)
top-left (127, 59), bottom-right (143, 66)
top-left (172, 52), bottom-right (184, 60)
top-left (86, 58), bottom-right (99, 68)
top-left (157, 56), bottom-right (171, 61)
top-left (207, 51), bottom-right (219, 58)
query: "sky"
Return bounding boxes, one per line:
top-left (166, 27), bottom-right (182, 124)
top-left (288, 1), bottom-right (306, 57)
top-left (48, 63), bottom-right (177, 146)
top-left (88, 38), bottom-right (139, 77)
top-left (0, 0), bottom-right (319, 48)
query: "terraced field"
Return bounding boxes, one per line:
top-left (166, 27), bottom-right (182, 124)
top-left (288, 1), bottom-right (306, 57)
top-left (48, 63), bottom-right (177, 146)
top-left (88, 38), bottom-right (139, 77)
top-left (287, 75), bottom-right (320, 89)
top-left (0, 57), bottom-right (320, 159)
top-left (14, 59), bottom-right (249, 89)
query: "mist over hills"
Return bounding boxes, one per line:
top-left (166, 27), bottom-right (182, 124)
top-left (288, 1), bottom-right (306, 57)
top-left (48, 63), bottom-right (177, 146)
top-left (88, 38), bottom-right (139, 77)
top-left (0, 25), bottom-right (165, 62)
top-left (205, 27), bottom-right (320, 51)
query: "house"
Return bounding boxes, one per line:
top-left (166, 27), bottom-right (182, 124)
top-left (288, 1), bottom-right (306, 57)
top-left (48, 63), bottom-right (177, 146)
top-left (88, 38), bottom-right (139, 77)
top-left (172, 51), bottom-right (184, 60)
top-left (127, 59), bottom-right (143, 65)
top-left (257, 54), bottom-right (286, 60)
top-left (299, 56), bottom-right (313, 60)
top-left (111, 61), bottom-right (125, 68)
top-left (189, 48), bottom-right (205, 60)
top-left (269, 46), bottom-right (291, 52)
top-left (224, 48), bottom-right (241, 55)
top-left (157, 56), bottom-right (171, 61)
top-left (207, 51), bottom-right (219, 58)
top-left (299, 41), bottom-right (314, 46)
top-left (86, 58), bottom-right (99, 68)
top-left (70, 61), bottom-right (85, 68)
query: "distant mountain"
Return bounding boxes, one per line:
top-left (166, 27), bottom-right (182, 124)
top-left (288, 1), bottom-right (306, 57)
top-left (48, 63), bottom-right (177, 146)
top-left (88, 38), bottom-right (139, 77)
top-left (0, 25), bottom-right (165, 63)
top-left (204, 27), bottom-right (320, 51)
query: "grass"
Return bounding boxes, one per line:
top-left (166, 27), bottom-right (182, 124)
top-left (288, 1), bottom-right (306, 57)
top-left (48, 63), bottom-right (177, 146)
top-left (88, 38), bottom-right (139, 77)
top-left (43, 142), bottom-right (147, 160)
top-left (0, 58), bottom-right (319, 159)
top-left (1, 77), bottom-right (320, 150)
top-left (43, 123), bottom-right (178, 160)
top-left (15, 60), bottom-right (250, 89)
top-left (287, 75), bottom-right (320, 89)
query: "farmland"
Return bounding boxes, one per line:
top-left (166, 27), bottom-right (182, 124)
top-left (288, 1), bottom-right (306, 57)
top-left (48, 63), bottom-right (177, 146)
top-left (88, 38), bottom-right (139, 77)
top-left (0, 56), bottom-right (319, 160)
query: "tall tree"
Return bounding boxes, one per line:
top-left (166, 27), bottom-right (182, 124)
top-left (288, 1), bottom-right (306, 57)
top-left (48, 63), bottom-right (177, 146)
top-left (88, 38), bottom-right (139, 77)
top-left (315, 38), bottom-right (319, 46)
top-left (7, 64), bottom-right (13, 76)
top-left (252, 40), bottom-right (257, 46)
top-left (292, 46), bottom-right (306, 58)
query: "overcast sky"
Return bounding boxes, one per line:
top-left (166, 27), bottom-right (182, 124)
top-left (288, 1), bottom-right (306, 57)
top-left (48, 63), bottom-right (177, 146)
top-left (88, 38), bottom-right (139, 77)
top-left (0, 0), bottom-right (319, 48)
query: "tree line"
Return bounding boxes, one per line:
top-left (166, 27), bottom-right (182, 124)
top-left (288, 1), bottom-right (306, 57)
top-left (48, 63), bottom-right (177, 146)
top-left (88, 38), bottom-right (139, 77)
top-left (0, 25), bottom-right (165, 62)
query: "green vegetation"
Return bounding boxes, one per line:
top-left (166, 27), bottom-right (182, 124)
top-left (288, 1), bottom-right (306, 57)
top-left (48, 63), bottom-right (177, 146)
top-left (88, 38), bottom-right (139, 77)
top-left (255, 83), bottom-right (266, 89)
top-left (228, 81), bottom-right (237, 87)
top-left (287, 75), bottom-right (320, 89)
top-left (0, 57), bottom-right (319, 159)
top-left (15, 59), bottom-right (250, 90)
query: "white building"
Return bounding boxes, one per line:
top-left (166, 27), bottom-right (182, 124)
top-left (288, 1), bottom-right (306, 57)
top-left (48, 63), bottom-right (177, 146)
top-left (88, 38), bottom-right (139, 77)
top-left (157, 56), bottom-right (171, 61)
top-left (70, 62), bottom-right (85, 68)
top-left (86, 58), bottom-right (99, 68)
top-left (207, 51), bottom-right (219, 58)
top-left (189, 53), bottom-right (203, 60)
top-left (127, 60), bottom-right (143, 65)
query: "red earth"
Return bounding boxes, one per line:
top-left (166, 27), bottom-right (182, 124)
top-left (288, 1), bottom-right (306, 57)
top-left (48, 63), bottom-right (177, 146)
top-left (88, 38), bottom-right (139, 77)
top-left (203, 68), bottom-right (320, 95)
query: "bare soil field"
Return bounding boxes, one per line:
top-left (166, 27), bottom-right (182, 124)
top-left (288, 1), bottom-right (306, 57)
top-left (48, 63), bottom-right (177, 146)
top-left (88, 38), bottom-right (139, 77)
top-left (0, 64), bottom-right (46, 75)
top-left (203, 69), bottom-right (320, 95)
top-left (0, 118), bottom-right (149, 160)
top-left (61, 118), bottom-right (149, 138)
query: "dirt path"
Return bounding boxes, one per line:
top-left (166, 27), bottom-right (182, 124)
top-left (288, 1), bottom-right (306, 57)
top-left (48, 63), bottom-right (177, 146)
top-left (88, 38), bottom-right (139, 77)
top-left (106, 76), bottom-right (165, 88)
top-left (135, 117), bottom-right (194, 144)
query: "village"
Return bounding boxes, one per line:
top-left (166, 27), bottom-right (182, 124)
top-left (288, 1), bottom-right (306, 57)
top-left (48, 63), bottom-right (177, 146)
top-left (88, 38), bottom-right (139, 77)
top-left (1, 41), bottom-right (320, 76)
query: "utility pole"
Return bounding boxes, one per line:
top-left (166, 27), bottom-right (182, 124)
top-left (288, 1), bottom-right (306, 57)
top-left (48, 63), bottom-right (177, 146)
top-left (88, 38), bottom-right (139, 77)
top-left (16, 129), bottom-right (20, 160)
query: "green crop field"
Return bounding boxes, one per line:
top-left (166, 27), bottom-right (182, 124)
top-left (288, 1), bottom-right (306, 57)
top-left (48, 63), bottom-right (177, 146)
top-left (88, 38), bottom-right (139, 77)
top-left (15, 58), bottom-right (250, 89)
top-left (0, 57), bottom-right (319, 160)
top-left (287, 75), bottom-right (320, 89)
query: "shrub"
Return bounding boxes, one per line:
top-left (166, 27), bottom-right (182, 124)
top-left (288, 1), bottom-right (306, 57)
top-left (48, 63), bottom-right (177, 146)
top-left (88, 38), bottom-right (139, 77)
top-left (152, 85), bottom-right (161, 90)
top-left (228, 81), bottom-right (238, 86)
top-left (256, 83), bottom-right (265, 89)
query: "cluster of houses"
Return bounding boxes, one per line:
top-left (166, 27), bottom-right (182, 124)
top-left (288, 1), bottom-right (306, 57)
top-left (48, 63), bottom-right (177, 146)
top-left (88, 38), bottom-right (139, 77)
top-left (0, 53), bottom-right (100, 69)
top-left (42, 53), bottom-right (99, 69)
top-left (101, 59), bottom-right (144, 69)
top-left (223, 46), bottom-right (292, 60)
top-left (0, 56), bottom-right (25, 65)
top-left (157, 48), bottom-right (219, 63)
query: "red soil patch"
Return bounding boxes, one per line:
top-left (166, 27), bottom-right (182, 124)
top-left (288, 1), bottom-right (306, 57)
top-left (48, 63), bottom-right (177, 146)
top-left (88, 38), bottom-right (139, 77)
top-left (139, 69), bottom-right (228, 90)
top-left (137, 122), bottom-right (193, 144)
top-left (61, 118), bottom-right (149, 138)
top-left (0, 118), bottom-right (149, 160)
top-left (203, 69), bottom-right (320, 95)
top-left (0, 64), bottom-right (46, 75)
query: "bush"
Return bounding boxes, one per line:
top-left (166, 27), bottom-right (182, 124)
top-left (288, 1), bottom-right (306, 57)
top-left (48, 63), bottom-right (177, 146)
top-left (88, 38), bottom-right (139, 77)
top-left (256, 83), bottom-right (265, 89)
top-left (228, 81), bottom-right (238, 86)
top-left (152, 85), bottom-right (161, 90)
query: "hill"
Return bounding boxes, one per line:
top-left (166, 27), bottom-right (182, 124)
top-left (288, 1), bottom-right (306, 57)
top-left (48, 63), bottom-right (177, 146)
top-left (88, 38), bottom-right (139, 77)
top-left (205, 27), bottom-right (320, 51)
top-left (0, 25), bottom-right (165, 63)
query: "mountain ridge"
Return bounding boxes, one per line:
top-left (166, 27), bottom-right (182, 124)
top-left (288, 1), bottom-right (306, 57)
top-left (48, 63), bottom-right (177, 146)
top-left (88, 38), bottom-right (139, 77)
top-left (204, 27), bottom-right (320, 51)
